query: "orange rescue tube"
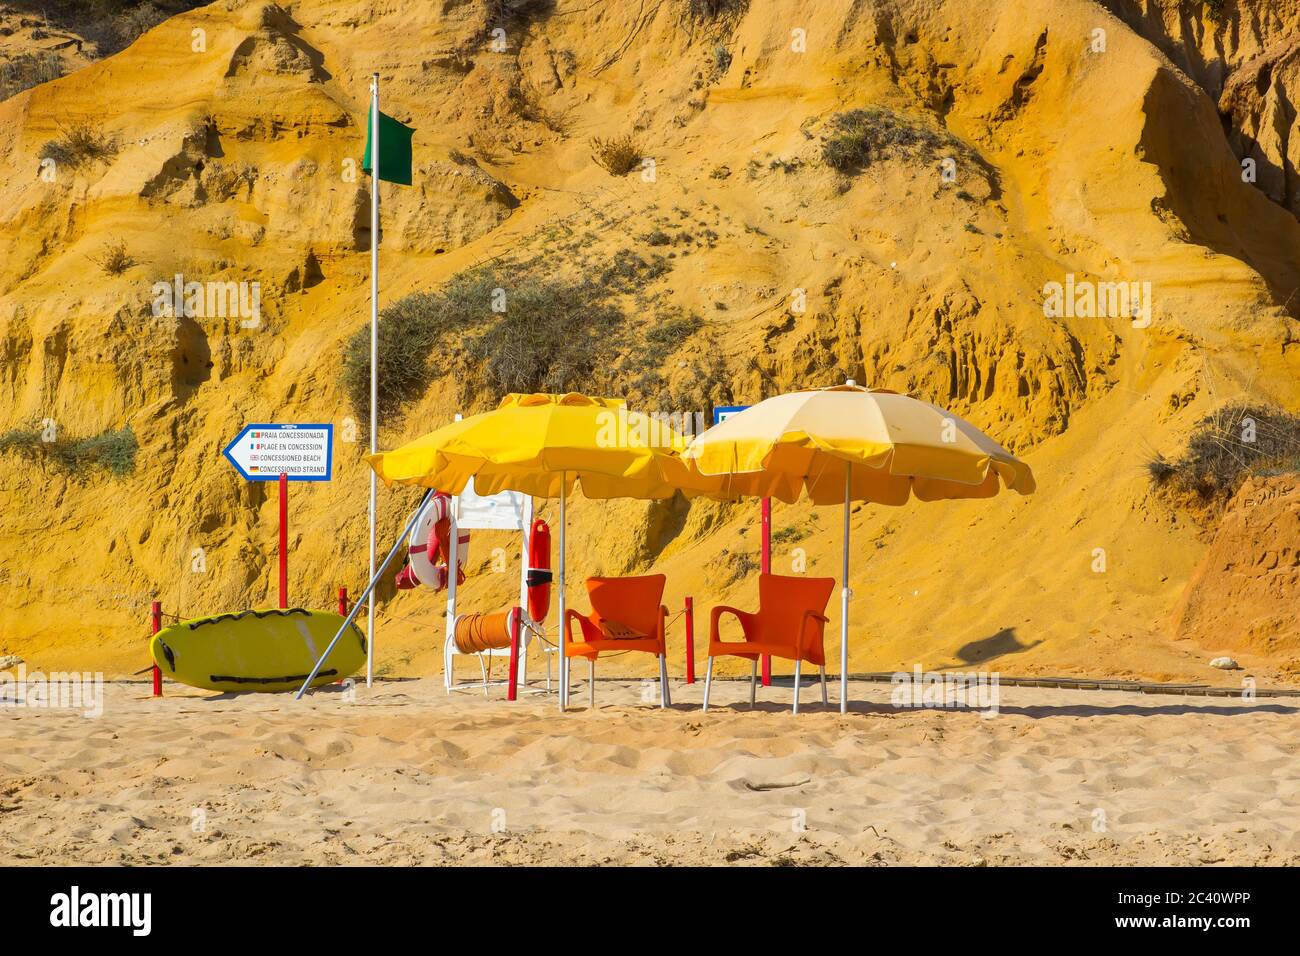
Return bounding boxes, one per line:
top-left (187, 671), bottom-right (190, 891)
top-left (526, 518), bottom-right (552, 624)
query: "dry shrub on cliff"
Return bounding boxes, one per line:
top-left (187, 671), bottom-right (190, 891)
top-left (91, 238), bottom-right (135, 275)
top-left (0, 425), bottom-right (137, 476)
top-left (343, 271), bottom-right (500, 420)
top-left (464, 281), bottom-right (624, 397)
top-left (710, 548), bottom-right (761, 587)
top-left (590, 135), bottom-right (643, 176)
top-left (515, 79), bottom-right (571, 135)
top-left (40, 121), bottom-right (118, 169)
top-left (345, 250), bottom-right (672, 419)
top-left (39, 1), bottom-right (198, 55)
top-left (822, 107), bottom-right (958, 174)
top-left (0, 52), bottom-right (65, 101)
top-left (1148, 403), bottom-right (1300, 503)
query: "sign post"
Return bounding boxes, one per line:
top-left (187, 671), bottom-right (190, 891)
top-left (712, 405), bottom-right (771, 685)
top-left (222, 424), bottom-right (333, 610)
top-left (279, 472), bottom-right (289, 607)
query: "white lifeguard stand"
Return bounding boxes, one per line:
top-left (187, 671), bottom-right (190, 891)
top-left (443, 477), bottom-right (554, 695)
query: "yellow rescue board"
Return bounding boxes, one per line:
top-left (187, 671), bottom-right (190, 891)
top-left (150, 608), bottom-right (365, 693)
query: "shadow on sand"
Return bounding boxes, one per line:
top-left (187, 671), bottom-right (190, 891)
top-left (673, 700), bottom-right (1299, 719)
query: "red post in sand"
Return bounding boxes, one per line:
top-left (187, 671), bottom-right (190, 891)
top-left (507, 608), bottom-right (522, 701)
top-left (278, 472), bottom-right (288, 609)
top-left (335, 587), bottom-right (351, 686)
top-left (684, 596), bottom-right (695, 684)
top-left (760, 497), bottom-right (772, 686)
top-left (150, 601), bottom-right (162, 697)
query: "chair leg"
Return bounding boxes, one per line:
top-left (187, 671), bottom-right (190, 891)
top-left (702, 657), bottom-right (714, 712)
top-left (820, 665), bottom-right (828, 706)
top-left (658, 654), bottom-right (670, 708)
top-left (792, 659), bottom-right (802, 715)
top-left (749, 659), bottom-right (758, 708)
top-left (589, 658), bottom-right (595, 709)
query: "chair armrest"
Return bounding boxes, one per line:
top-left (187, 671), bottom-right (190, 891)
top-left (710, 605), bottom-right (758, 644)
top-left (798, 610), bottom-right (830, 657)
top-left (563, 608), bottom-right (591, 645)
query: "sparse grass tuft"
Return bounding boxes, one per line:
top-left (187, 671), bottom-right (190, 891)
top-left (1145, 454), bottom-right (1176, 485)
top-left (1149, 403), bottom-right (1300, 503)
top-left (64, 425), bottom-right (138, 475)
top-left (821, 107), bottom-right (961, 174)
top-left (771, 522), bottom-right (810, 546)
top-left (515, 79), bottom-right (572, 135)
top-left (91, 238), bottom-right (135, 275)
top-left (590, 134), bottom-right (643, 176)
top-left (0, 424), bottom-right (137, 476)
top-left (0, 428), bottom-right (42, 455)
top-left (712, 548), bottom-right (761, 587)
top-left (600, 249), bottom-right (670, 291)
top-left (645, 312), bottom-right (701, 352)
top-left (40, 121), bottom-right (119, 169)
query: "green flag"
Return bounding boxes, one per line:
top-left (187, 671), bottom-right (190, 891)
top-left (362, 105), bottom-right (414, 186)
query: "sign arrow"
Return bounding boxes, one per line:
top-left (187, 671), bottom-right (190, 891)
top-left (222, 423), bottom-right (333, 482)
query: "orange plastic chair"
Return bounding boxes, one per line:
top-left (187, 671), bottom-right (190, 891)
top-left (703, 573), bottom-right (835, 714)
top-left (564, 574), bottom-right (670, 709)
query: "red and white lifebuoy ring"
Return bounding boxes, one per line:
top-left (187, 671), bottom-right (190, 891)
top-left (394, 492), bottom-right (468, 592)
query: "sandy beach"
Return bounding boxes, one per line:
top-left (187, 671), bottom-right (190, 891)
top-left (1, 677), bottom-right (1296, 866)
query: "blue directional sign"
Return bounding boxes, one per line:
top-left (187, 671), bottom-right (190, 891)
top-left (712, 405), bottom-right (751, 426)
top-left (222, 423), bottom-right (333, 482)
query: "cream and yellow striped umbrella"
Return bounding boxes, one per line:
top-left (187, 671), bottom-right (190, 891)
top-left (683, 382), bottom-right (1035, 712)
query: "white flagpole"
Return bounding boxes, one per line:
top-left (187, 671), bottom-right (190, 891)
top-left (366, 72), bottom-right (380, 687)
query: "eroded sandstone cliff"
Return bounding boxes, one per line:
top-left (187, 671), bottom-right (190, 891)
top-left (1, 0), bottom-right (1297, 683)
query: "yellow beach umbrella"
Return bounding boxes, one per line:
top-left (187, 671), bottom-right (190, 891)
top-left (361, 392), bottom-right (714, 709)
top-left (683, 381), bottom-right (1035, 712)
top-left (367, 392), bottom-right (704, 499)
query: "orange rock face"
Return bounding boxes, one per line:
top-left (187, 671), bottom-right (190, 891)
top-left (1173, 476), bottom-right (1300, 663)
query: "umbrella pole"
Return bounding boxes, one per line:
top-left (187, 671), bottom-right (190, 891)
top-left (840, 464), bottom-right (851, 714)
top-left (558, 474), bottom-right (567, 711)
